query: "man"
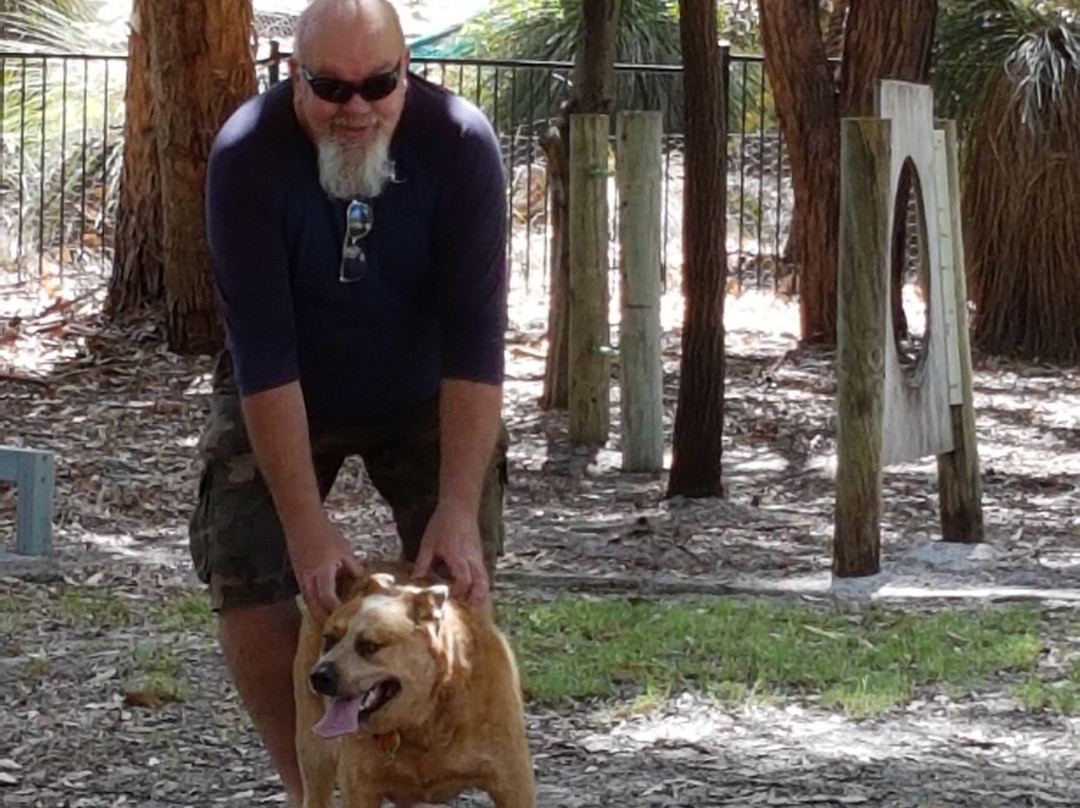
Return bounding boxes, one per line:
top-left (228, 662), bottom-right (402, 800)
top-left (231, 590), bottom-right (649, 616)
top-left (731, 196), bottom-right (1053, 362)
top-left (188, 0), bottom-right (509, 802)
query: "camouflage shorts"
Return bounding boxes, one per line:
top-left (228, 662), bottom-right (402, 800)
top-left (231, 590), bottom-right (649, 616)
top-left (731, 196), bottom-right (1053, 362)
top-left (188, 354), bottom-right (509, 612)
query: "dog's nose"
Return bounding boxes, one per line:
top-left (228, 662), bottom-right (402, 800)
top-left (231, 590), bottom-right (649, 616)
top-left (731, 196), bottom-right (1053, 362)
top-left (309, 662), bottom-right (338, 696)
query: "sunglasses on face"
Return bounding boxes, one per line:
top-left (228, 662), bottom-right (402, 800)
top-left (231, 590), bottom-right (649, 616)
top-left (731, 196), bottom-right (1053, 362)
top-left (300, 65), bottom-right (401, 104)
top-left (340, 199), bottom-right (374, 283)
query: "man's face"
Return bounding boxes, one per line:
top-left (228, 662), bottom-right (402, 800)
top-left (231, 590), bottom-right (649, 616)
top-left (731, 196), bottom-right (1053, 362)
top-left (292, 17), bottom-right (409, 198)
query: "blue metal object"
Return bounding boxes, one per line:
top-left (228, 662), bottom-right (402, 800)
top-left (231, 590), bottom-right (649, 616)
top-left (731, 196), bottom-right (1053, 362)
top-left (0, 447), bottom-right (56, 556)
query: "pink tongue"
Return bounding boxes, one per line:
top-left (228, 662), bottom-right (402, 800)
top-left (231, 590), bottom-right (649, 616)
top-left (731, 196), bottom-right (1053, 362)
top-left (313, 696), bottom-right (364, 739)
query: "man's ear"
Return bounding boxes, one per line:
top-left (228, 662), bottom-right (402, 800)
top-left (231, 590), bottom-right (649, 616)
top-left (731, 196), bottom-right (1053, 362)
top-left (410, 584), bottom-right (449, 627)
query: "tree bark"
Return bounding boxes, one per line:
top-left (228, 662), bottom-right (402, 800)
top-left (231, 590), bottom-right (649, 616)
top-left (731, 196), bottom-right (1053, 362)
top-left (540, 127), bottom-right (570, 410)
top-left (759, 0), bottom-right (937, 348)
top-left (107, 0), bottom-right (163, 319)
top-left (667, 0), bottom-right (726, 498)
top-left (759, 0), bottom-right (839, 346)
top-left (109, 1), bottom-right (255, 354)
top-left (540, 0), bottom-right (621, 409)
top-left (839, 0), bottom-right (937, 118)
top-left (572, 0), bottom-right (620, 115)
top-left (144, 0), bottom-right (255, 356)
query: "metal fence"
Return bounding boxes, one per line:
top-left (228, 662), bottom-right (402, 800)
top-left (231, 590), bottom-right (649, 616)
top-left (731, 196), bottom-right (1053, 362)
top-left (0, 50), bottom-right (792, 293)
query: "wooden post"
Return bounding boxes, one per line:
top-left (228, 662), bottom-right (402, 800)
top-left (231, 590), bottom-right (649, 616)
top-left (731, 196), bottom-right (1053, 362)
top-left (834, 118), bottom-right (891, 577)
top-left (936, 119), bottom-right (984, 543)
top-left (615, 111), bottom-right (664, 472)
top-left (568, 114), bottom-right (611, 446)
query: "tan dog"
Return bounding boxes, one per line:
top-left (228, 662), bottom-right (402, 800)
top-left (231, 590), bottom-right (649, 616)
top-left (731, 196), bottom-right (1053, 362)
top-left (293, 563), bottom-right (537, 808)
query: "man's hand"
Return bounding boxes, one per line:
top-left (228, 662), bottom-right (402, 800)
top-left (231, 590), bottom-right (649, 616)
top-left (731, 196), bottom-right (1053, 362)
top-left (286, 516), bottom-right (364, 624)
top-left (413, 502), bottom-right (489, 606)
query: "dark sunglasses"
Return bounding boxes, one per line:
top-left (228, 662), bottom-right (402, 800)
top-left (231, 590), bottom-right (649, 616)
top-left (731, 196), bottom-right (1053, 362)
top-left (340, 199), bottom-right (374, 283)
top-left (300, 65), bottom-right (401, 104)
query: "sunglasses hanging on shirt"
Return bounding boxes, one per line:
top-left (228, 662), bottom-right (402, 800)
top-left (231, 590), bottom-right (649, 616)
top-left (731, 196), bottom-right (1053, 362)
top-left (340, 199), bottom-right (373, 283)
top-left (301, 65), bottom-right (401, 104)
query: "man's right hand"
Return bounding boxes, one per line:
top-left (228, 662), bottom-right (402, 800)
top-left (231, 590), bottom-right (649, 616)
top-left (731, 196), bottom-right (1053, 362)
top-left (286, 516), bottom-right (364, 624)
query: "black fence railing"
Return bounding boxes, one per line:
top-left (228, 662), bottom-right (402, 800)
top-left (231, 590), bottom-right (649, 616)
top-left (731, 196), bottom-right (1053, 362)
top-left (0, 51), bottom-right (792, 294)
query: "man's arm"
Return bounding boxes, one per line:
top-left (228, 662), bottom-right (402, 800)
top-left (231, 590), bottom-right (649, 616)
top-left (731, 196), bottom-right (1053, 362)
top-left (436, 379), bottom-right (503, 514)
top-left (416, 102), bottom-right (509, 605)
top-left (241, 383), bottom-right (362, 622)
top-left (413, 378), bottom-right (503, 605)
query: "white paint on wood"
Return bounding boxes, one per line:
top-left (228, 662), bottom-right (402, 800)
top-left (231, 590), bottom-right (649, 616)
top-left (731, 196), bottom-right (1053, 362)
top-left (932, 131), bottom-right (964, 406)
top-left (875, 80), bottom-right (955, 465)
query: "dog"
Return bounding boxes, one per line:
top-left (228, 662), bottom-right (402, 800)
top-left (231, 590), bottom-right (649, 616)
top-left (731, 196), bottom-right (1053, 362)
top-left (293, 562), bottom-right (537, 808)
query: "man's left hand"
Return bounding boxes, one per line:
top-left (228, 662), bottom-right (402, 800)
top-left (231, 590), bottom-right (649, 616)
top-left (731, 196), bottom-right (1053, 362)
top-left (413, 502), bottom-right (489, 607)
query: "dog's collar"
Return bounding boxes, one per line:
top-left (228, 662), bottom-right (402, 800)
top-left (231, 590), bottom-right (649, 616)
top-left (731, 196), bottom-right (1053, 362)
top-left (375, 730), bottom-right (402, 759)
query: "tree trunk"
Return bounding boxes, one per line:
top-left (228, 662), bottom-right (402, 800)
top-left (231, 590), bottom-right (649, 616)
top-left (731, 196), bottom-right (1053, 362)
top-left (145, 0), bottom-right (255, 355)
top-left (667, 0), bottom-right (726, 499)
top-left (107, 0), bottom-right (163, 319)
top-left (759, 0), bottom-right (839, 346)
top-left (540, 0), bottom-right (621, 410)
top-left (572, 0), bottom-right (620, 115)
top-left (839, 0), bottom-right (936, 118)
top-left (759, 0), bottom-right (937, 347)
top-left (109, 1), bottom-right (255, 354)
top-left (540, 127), bottom-right (570, 410)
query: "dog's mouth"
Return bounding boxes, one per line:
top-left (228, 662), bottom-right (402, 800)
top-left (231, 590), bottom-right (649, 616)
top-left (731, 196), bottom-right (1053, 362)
top-left (313, 678), bottom-right (402, 739)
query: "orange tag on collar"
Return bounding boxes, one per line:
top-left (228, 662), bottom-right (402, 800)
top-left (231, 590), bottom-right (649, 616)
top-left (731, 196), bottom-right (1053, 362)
top-left (376, 730), bottom-right (402, 759)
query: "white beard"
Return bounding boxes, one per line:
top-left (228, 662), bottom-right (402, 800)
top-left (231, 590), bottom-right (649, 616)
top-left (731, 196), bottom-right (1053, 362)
top-left (317, 128), bottom-right (395, 200)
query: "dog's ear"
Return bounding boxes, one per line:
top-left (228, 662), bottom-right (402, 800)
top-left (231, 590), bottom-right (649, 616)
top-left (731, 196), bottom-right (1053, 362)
top-left (364, 572), bottom-right (398, 595)
top-left (339, 571), bottom-right (397, 602)
top-left (410, 584), bottom-right (449, 627)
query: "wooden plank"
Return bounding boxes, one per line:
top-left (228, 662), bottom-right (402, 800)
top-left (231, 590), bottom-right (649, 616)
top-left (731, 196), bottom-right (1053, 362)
top-left (932, 131), bottom-right (964, 407)
top-left (875, 80), bottom-right (954, 465)
top-left (834, 118), bottom-right (890, 578)
top-left (568, 113), bottom-right (612, 446)
top-left (615, 111), bottom-right (664, 472)
top-left (936, 119), bottom-right (985, 544)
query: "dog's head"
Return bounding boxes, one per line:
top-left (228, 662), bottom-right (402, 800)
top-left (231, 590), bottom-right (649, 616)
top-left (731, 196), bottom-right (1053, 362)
top-left (308, 572), bottom-right (452, 739)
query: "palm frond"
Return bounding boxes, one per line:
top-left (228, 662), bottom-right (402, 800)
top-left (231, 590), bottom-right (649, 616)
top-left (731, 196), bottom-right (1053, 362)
top-left (1, 0), bottom-right (125, 264)
top-left (933, 0), bottom-right (1076, 127)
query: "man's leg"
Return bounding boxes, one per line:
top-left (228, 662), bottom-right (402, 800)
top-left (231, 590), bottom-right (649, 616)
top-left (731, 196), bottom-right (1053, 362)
top-left (219, 599), bottom-right (303, 803)
top-left (189, 358), bottom-right (343, 806)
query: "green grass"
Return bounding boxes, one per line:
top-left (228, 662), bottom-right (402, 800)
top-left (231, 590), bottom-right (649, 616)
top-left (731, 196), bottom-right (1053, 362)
top-left (1014, 659), bottom-right (1080, 714)
top-left (57, 587), bottom-right (131, 627)
top-left (0, 593), bottom-right (37, 635)
top-left (499, 596), bottom-right (1063, 717)
top-left (155, 592), bottom-right (215, 633)
top-left (7, 583), bottom-right (1074, 719)
top-left (126, 641), bottom-right (188, 702)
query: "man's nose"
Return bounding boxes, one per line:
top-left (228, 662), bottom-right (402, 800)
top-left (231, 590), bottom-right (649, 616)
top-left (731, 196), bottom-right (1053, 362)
top-left (341, 92), bottom-right (374, 115)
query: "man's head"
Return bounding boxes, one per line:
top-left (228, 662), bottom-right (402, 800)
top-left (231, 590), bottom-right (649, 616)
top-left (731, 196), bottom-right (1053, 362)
top-left (291, 0), bottom-right (410, 199)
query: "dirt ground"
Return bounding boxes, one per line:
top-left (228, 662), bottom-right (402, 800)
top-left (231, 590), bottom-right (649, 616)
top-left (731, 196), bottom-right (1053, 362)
top-left (2, 285), bottom-right (1079, 806)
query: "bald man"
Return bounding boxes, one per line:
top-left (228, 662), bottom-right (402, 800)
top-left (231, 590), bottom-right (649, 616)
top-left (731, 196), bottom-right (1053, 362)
top-left (188, 0), bottom-right (509, 801)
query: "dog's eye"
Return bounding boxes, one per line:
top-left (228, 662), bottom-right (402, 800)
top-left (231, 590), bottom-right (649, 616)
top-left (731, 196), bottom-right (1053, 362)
top-left (355, 638), bottom-right (381, 657)
top-left (322, 633), bottom-right (337, 652)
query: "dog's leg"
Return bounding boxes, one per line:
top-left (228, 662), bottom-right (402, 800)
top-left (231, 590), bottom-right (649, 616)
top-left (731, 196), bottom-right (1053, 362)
top-left (293, 629), bottom-right (337, 808)
top-left (487, 740), bottom-right (538, 808)
top-left (337, 772), bottom-right (383, 808)
top-left (295, 732), bottom-right (336, 808)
